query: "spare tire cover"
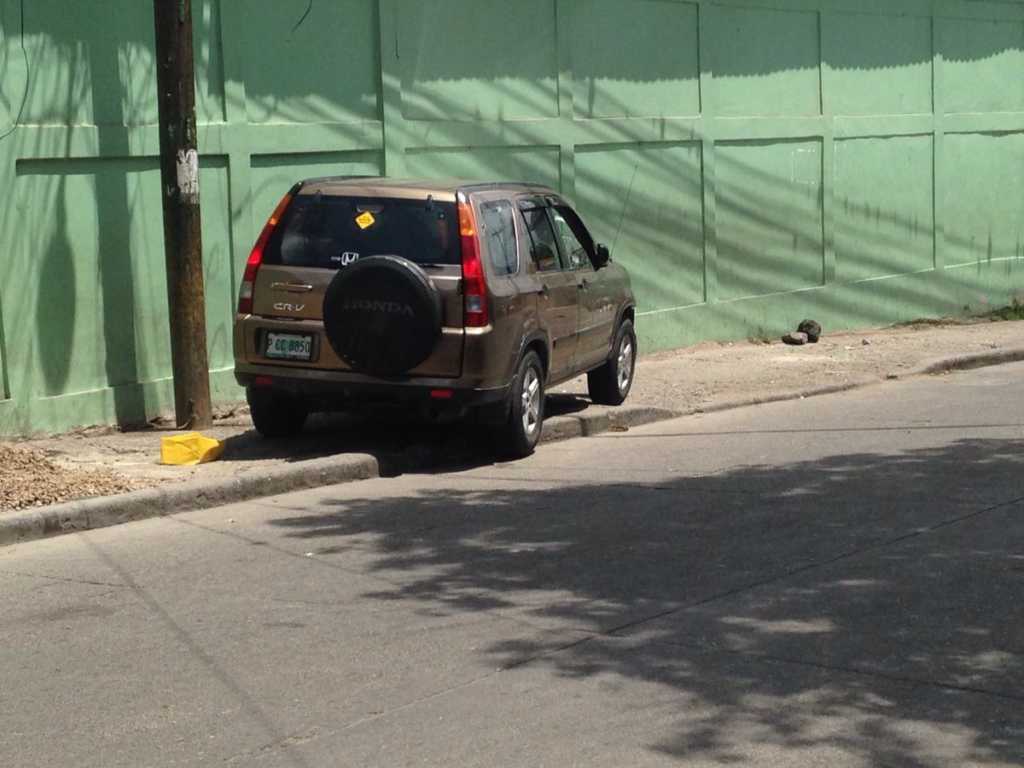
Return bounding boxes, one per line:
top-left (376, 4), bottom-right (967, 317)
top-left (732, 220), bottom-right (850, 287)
top-left (322, 255), bottom-right (443, 377)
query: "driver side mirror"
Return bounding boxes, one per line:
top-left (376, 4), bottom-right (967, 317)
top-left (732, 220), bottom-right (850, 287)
top-left (592, 243), bottom-right (611, 269)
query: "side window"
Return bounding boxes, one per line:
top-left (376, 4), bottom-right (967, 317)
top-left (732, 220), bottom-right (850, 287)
top-left (479, 200), bottom-right (518, 276)
top-left (550, 207), bottom-right (592, 270)
top-left (519, 207), bottom-right (562, 272)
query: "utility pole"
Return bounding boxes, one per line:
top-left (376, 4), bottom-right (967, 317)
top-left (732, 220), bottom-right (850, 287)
top-left (152, 0), bottom-right (212, 429)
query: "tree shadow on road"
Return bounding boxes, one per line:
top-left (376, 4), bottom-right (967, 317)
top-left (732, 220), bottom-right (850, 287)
top-left (267, 434), bottom-right (1024, 766)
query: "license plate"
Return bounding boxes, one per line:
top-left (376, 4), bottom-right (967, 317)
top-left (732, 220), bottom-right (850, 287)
top-left (265, 333), bottom-right (313, 361)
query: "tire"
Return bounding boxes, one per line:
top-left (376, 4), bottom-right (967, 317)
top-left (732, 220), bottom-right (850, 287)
top-left (588, 320), bottom-right (637, 406)
top-left (322, 255), bottom-right (443, 377)
top-left (247, 387), bottom-right (309, 438)
top-left (498, 351), bottom-right (545, 459)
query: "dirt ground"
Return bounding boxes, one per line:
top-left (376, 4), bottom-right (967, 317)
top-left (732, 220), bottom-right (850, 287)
top-left (2, 318), bottom-right (1022, 513)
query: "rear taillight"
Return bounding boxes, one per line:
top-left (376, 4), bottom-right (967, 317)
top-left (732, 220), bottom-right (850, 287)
top-left (458, 196), bottom-right (489, 328)
top-left (237, 190), bottom-right (295, 314)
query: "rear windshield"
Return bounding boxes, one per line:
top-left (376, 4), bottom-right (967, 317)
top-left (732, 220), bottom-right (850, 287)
top-left (264, 194), bottom-right (460, 268)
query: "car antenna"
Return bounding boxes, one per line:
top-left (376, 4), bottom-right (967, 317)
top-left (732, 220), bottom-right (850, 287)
top-left (611, 161), bottom-right (640, 258)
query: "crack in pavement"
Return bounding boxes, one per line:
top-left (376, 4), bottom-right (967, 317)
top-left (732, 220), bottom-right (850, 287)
top-left (221, 624), bottom-right (599, 764)
top-left (171, 517), bottom-right (414, 591)
top-left (602, 492), bottom-right (1024, 642)
top-left (81, 470), bottom-right (1024, 758)
top-left (0, 568), bottom-right (129, 589)
top-left (319, 491), bottom-right (1024, 732)
top-left (171, 516), bottom-right (594, 638)
top-left (81, 538), bottom-right (315, 768)
top-left (637, 635), bottom-right (1024, 704)
top-left (612, 422), bottom-right (1024, 439)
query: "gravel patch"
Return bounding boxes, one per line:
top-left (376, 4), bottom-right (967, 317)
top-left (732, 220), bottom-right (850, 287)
top-left (0, 444), bottom-right (137, 511)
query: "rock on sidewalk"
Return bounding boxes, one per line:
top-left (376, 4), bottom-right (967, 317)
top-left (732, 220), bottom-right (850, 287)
top-left (783, 332), bottom-right (809, 346)
top-left (798, 319), bottom-right (823, 343)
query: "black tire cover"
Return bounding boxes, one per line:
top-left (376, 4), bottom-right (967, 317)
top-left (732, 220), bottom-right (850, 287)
top-left (322, 255), bottom-right (443, 377)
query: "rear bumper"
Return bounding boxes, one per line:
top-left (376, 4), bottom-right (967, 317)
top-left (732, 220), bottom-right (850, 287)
top-left (234, 363), bottom-right (510, 407)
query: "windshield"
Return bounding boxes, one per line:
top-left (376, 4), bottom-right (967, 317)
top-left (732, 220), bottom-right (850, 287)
top-left (264, 194), bottom-right (460, 268)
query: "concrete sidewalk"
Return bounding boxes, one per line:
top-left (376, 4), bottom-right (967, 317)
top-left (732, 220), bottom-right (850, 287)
top-left (1, 318), bottom-right (1022, 546)
top-left (554, 317), bottom-right (1024, 414)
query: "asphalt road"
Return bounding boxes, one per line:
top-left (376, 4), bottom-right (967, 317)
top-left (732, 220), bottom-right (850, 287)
top-left (2, 364), bottom-right (1024, 767)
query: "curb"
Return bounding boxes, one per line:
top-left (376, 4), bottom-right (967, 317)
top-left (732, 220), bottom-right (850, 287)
top-left (4, 347), bottom-right (1024, 549)
top-left (540, 406), bottom-right (679, 444)
top-left (0, 406), bottom-right (676, 549)
top-left (0, 453), bottom-right (380, 549)
top-left (684, 347), bottom-right (1024, 418)
top-left (689, 377), bottom-right (879, 416)
top-left (915, 347), bottom-right (1024, 376)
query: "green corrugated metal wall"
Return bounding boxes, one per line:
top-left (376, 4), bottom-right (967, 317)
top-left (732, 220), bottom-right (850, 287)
top-left (1, 0), bottom-right (1023, 434)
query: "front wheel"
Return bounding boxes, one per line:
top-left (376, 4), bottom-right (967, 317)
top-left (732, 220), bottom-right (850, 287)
top-left (497, 351), bottom-right (546, 459)
top-left (588, 320), bottom-right (637, 406)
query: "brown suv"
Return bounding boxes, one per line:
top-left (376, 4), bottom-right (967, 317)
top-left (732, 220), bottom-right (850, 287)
top-left (233, 178), bottom-right (636, 457)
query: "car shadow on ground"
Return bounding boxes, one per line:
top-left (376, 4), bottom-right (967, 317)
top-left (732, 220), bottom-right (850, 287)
top-left (265, 435), bottom-right (1024, 766)
top-left (217, 393), bottom-right (593, 475)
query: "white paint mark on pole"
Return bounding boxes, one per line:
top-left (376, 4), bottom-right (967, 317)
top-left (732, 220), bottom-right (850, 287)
top-left (176, 148), bottom-right (200, 205)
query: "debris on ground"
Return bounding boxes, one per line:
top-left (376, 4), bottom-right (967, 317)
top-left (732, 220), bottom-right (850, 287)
top-left (798, 319), bottom-right (823, 343)
top-left (783, 319), bottom-right (822, 345)
top-left (160, 432), bottom-right (226, 466)
top-left (0, 444), bottom-right (137, 511)
top-left (148, 404), bottom-right (250, 430)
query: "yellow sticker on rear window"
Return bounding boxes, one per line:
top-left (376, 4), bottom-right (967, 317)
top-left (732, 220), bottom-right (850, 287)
top-left (355, 211), bottom-right (376, 230)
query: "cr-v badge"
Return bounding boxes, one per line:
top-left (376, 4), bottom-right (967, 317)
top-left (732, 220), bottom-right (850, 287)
top-left (274, 303), bottom-right (306, 312)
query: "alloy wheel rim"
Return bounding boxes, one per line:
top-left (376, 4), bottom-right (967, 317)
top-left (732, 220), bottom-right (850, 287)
top-left (522, 367), bottom-right (542, 436)
top-left (617, 337), bottom-right (634, 394)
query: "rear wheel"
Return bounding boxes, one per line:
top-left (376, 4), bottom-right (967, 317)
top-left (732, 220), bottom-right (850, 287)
top-left (247, 387), bottom-right (309, 438)
top-left (587, 319), bottom-right (637, 406)
top-left (498, 351), bottom-right (545, 459)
